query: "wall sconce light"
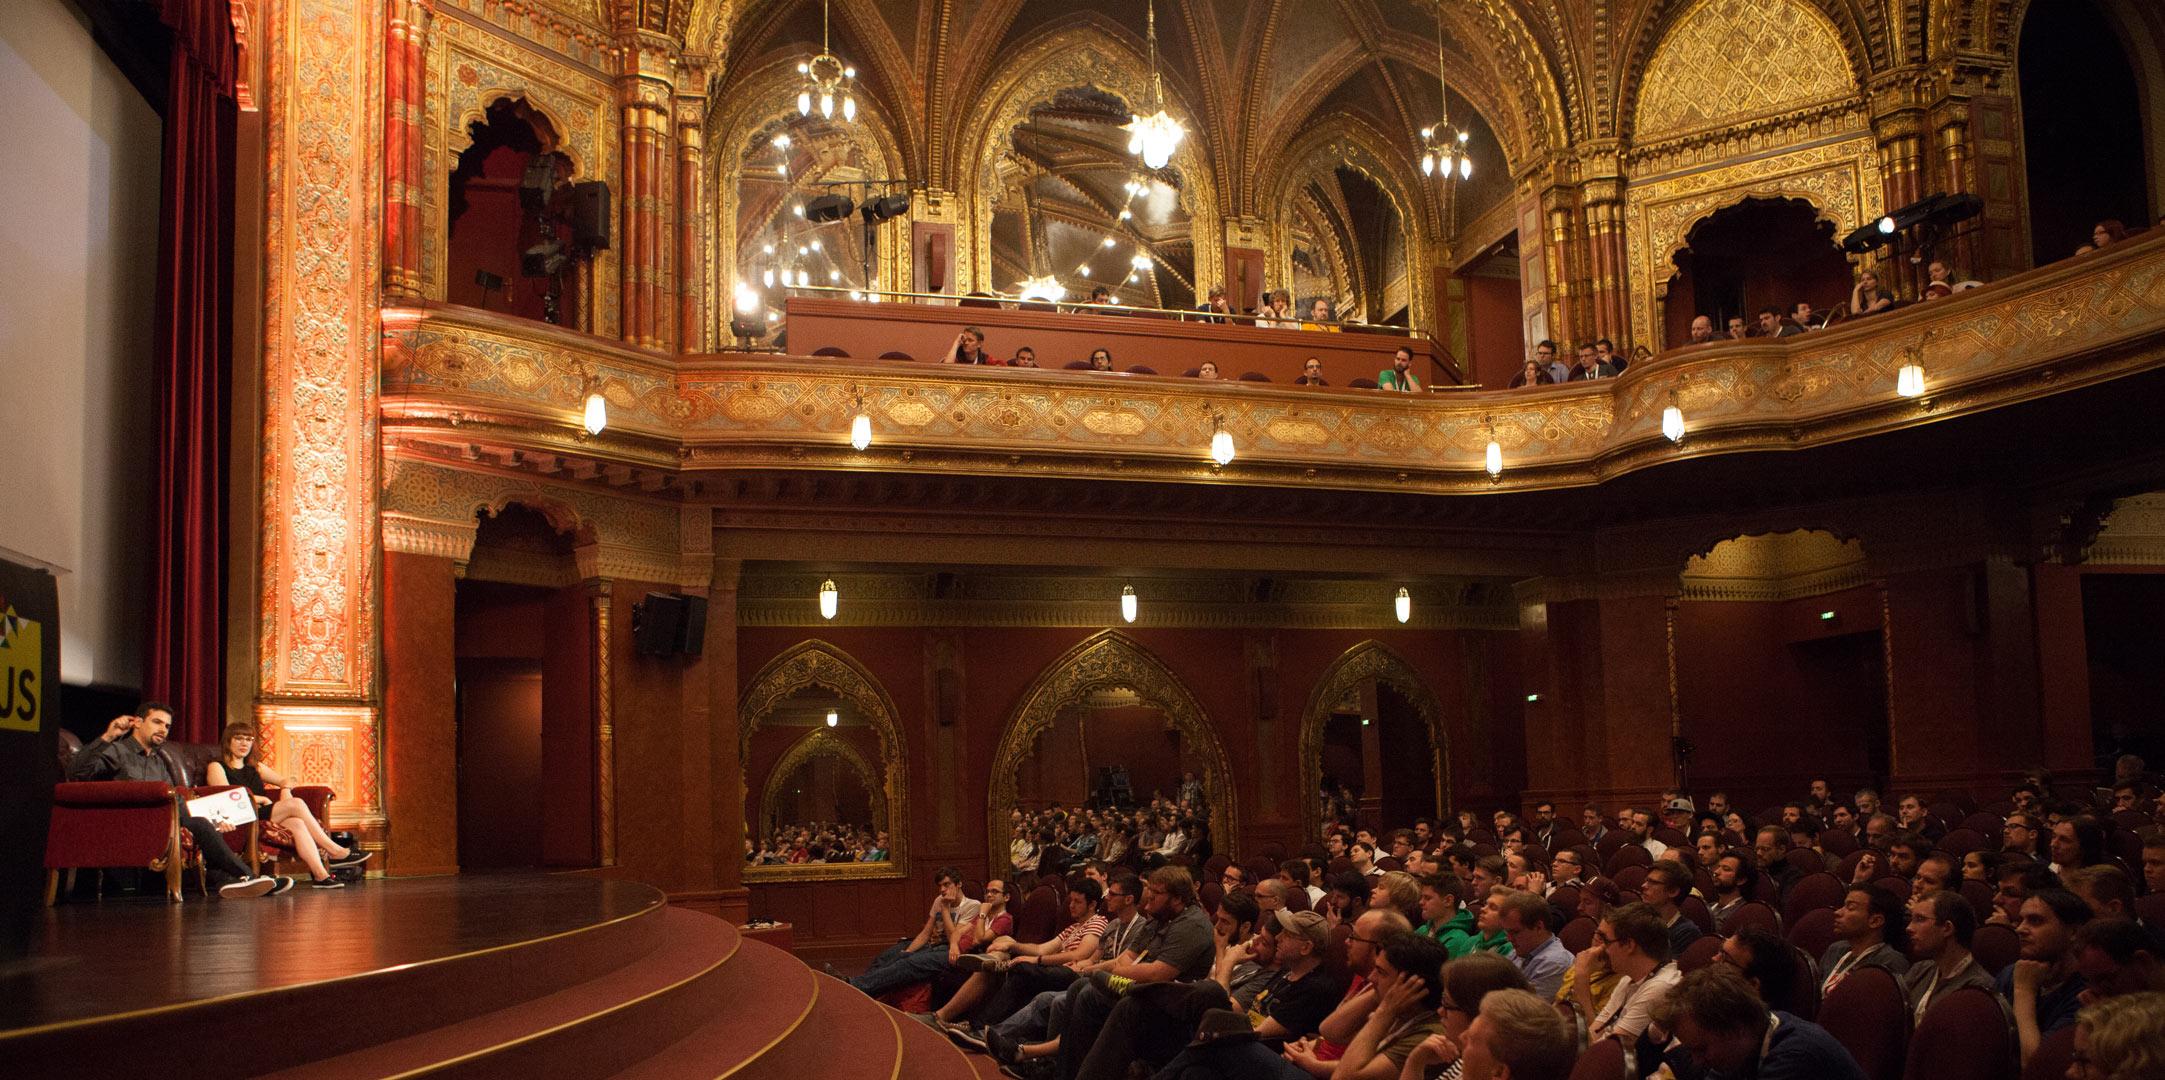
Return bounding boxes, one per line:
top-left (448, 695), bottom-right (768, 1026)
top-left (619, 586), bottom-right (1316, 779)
top-left (850, 392), bottom-right (872, 451)
top-left (582, 391), bottom-right (608, 436)
top-left (1661, 396), bottom-right (1685, 443)
top-left (1483, 416), bottom-right (1503, 477)
top-left (825, 709), bottom-right (839, 728)
top-left (1209, 412), bottom-right (1235, 466)
top-left (1120, 584), bottom-right (1138, 624)
top-left (818, 579), bottom-right (838, 620)
top-left (1394, 587), bottom-right (1411, 624)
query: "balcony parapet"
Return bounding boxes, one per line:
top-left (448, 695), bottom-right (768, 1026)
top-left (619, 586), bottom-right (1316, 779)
top-left (381, 232), bottom-right (2165, 496)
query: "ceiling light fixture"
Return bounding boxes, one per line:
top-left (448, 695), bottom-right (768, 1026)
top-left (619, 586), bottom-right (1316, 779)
top-left (1419, 11), bottom-right (1474, 181)
top-left (796, 0), bottom-right (858, 122)
top-left (1017, 275), bottom-right (1066, 303)
top-left (1123, 0), bottom-right (1186, 169)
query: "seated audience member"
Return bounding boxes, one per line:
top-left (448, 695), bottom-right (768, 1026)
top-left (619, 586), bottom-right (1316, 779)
top-left (1902, 891), bottom-right (1995, 1024)
top-left (1726, 315), bottom-right (1751, 341)
top-left (1244, 910), bottom-right (1348, 1040)
top-left (1254, 877), bottom-right (1290, 918)
top-left (1011, 345), bottom-right (1040, 368)
top-left (1303, 298), bottom-right (1342, 332)
top-left (1706, 852), bottom-right (1754, 933)
top-left (1961, 848), bottom-right (2002, 885)
top-left (1754, 825), bottom-right (1805, 896)
top-left (1194, 361), bottom-right (1221, 380)
top-left (1459, 885), bottom-right (1517, 959)
top-left (1912, 852), bottom-right (1956, 898)
top-left (2071, 992), bottom-right (2165, 1080)
top-left (206, 720), bottom-right (367, 888)
top-left (2072, 918), bottom-right (2165, 1000)
top-left (849, 867), bottom-right (981, 996)
top-left (984, 873), bottom-right (1145, 1066)
top-left (2051, 816), bottom-right (2107, 874)
top-left (1318, 931), bottom-right (1453, 1080)
top-left (1254, 290), bottom-right (1290, 328)
top-left (1496, 888), bottom-right (1572, 999)
top-left (933, 878), bottom-right (1109, 1042)
top-left (1375, 347), bottom-right (1421, 392)
top-left (1467, 856), bottom-right (1510, 902)
top-left (1821, 883), bottom-right (1911, 994)
top-left (2004, 810), bottom-right (2044, 859)
top-left (1641, 860), bottom-right (1704, 955)
top-left (1717, 926), bottom-right (1809, 1017)
top-left (1923, 259), bottom-right (1956, 300)
top-left (1326, 871), bottom-right (1372, 927)
top-left (1508, 358), bottom-right (1553, 388)
top-left (1283, 859), bottom-right (1327, 907)
top-left (1056, 866), bottom-right (1218, 1080)
top-left (1992, 862), bottom-right (2060, 926)
top-left (1595, 338), bottom-right (1626, 373)
top-left (1086, 285), bottom-right (1115, 307)
top-left (1526, 340), bottom-right (1568, 385)
top-left (1196, 286), bottom-right (1234, 323)
top-left (1370, 871), bottom-right (1423, 929)
top-left (1283, 909), bottom-right (1411, 1075)
top-left (1850, 269), bottom-right (1893, 316)
top-left (2143, 835), bottom-right (2165, 896)
top-left (2002, 887), bottom-right (2095, 1064)
top-left (1658, 967), bottom-right (1867, 1080)
top-left (945, 327), bottom-right (996, 364)
top-left (1448, 989), bottom-right (1576, 1080)
top-left (1087, 348), bottom-right (1115, 371)
top-left (1755, 306), bottom-right (1786, 337)
top-left (1782, 301), bottom-right (1816, 335)
top-left (1630, 808), bottom-right (1670, 858)
top-left (2093, 220), bottom-right (2129, 250)
top-left (1570, 343), bottom-right (1616, 381)
top-left (1221, 862), bottom-right (1249, 895)
top-left (1576, 902), bottom-right (1682, 1047)
top-left (1296, 357), bottom-right (1329, 386)
top-left (1881, 833), bottom-right (1928, 881)
top-left (1895, 793), bottom-right (1943, 840)
top-left (69, 707), bottom-right (290, 898)
top-left (1539, 849), bottom-right (1586, 896)
top-left (1413, 873), bottom-right (1475, 956)
top-left (1208, 891), bottom-right (1274, 1010)
top-left (960, 879), bottom-right (1014, 957)
top-left (1687, 316), bottom-right (1718, 345)
top-left (1580, 804), bottom-right (1611, 844)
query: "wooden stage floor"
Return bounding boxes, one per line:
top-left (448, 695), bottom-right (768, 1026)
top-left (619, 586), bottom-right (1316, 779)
top-left (0, 873), bottom-right (661, 1033)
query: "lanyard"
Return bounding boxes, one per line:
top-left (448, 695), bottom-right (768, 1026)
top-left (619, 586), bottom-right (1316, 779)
top-left (1913, 957), bottom-right (1972, 1023)
top-left (1824, 947), bottom-right (1871, 990)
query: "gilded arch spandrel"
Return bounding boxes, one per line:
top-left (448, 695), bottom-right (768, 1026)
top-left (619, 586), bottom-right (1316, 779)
top-left (1298, 640), bottom-right (1450, 843)
top-left (986, 631), bottom-right (1238, 874)
top-left (740, 639), bottom-right (910, 881)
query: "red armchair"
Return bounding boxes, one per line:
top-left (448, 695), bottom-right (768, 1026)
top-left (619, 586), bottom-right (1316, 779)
top-left (45, 779), bottom-right (185, 903)
top-left (160, 739), bottom-right (337, 876)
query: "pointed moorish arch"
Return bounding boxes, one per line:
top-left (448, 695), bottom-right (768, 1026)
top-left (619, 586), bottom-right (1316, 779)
top-left (757, 727), bottom-right (887, 838)
top-left (1297, 640), bottom-right (1450, 842)
top-left (986, 630), bottom-right (1238, 871)
top-left (740, 639), bottom-right (909, 879)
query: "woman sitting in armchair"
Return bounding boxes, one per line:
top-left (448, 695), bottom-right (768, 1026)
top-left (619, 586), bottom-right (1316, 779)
top-left (205, 721), bottom-right (369, 888)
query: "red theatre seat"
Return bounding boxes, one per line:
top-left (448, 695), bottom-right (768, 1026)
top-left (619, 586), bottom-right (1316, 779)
top-left (1817, 965), bottom-right (1908, 1080)
top-left (45, 780), bottom-right (185, 903)
top-left (1905, 987), bottom-right (2015, 1080)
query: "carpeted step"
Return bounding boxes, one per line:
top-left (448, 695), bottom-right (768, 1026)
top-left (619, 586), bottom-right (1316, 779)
top-left (262, 906), bottom-right (740, 1079)
top-left (607, 937), bottom-right (820, 1080)
top-left (887, 997), bottom-right (989, 1080)
top-left (727, 972), bottom-right (901, 1080)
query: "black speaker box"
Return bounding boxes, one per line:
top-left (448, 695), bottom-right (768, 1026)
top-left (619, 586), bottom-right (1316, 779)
top-left (633, 592), bottom-right (683, 657)
top-left (676, 594), bottom-right (707, 657)
top-left (571, 181), bottom-right (611, 250)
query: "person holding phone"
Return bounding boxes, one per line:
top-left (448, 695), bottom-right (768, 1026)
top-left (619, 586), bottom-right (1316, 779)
top-left (67, 704), bottom-right (291, 899)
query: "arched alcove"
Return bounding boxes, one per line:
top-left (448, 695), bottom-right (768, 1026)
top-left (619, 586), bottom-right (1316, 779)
top-left (1672, 530), bottom-right (1888, 806)
top-left (2018, 0), bottom-right (2156, 262)
top-left (446, 99), bottom-right (579, 326)
top-left (1664, 197), bottom-right (1854, 346)
top-left (1298, 641), bottom-right (1448, 841)
top-left (739, 640), bottom-right (909, 880)
top-left (987, 631), bottom-right (1236, 871)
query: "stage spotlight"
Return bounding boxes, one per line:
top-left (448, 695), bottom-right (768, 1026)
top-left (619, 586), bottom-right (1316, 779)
top-left (1843, 192), bottom-right (1985, 253)
top-left (804, 194), bottom-right (856, 223)
top-left (859, 193), bottom-right (911, 223)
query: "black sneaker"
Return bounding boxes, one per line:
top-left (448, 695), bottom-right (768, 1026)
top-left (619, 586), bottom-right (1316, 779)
top-left (984, 1028), bottom-right (1018, 1066)
top-left (327, 850), bottom-right (373, 870)
top-left (267, 876), bottom-right (298, 895)
top-left (945, 1022), bottom-right (988, 1052)
top-left (310, 877), bottom-right (347, 889)
top-left (218, 876), bottom-right (275, 900)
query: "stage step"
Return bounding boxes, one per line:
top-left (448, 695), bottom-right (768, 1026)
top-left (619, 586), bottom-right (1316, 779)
top-left (263, 907), bottom-right (741, 1080)
top-left (723, 972), bottom-right (900, 1080)
top-left (891, 1003), bottom-right (997, 1080)
top-left (607, 936), bottom-right (821, 1080)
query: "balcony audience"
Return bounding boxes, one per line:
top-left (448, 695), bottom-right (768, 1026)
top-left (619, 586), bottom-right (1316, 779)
top-left (1196, 286), bottom-right (1234, 324)
top-left (1088, 348), bottom-right (1115, 371)
top-left (1011, 345), bottom-right (1040, 367)
top-left (1195, 361), bottom-right (1221, 380)
top-left (1508, 358), bottom-right (1553, 388)
top-left (68, 706), bottom-right (290, 899)
top-left (1296, 357), bottom-right (1328, 386)
top-left (1376, 346), bottom-right (1421, 392)
top-left (2093, 219), bottom-right (2129, 250)
top-left (1687, 316), bottom-right (1717, 344)
top-left (1304, 299), bottom-right (1341, 332)
top-left (1569, 343), bottom-right (1616, 381)
top-left (1851, 269), bottom-right (1893, 317)
top-left (1726, 316), bottom-right (1751, 341)
top-left (205, 721), bottom-right (367, 888)
top-left (1756, 306), bottom-right (1785, 337)
top-left (945, 327), bottom-right (995, 364)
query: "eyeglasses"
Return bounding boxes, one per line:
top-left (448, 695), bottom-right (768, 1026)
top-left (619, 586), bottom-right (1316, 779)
top-left (1347, 934), bottom-right (1382, 945)
top-left (1439, 999), bottom-right (1466, 1015)
top-left (1593, 932), bottom-right (1618, 946)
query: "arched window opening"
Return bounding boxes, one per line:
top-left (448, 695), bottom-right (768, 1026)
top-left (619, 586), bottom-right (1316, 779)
top-left (1665, 198), bottom-right (1852, 347)
top-left (2018, 0), bottom-right (2153, 264)
top-left (733, 113), bottom-right (880, 344)
top-left (447, 99), bottom-right (583, 328)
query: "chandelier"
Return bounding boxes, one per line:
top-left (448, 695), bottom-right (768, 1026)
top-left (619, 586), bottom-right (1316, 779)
top-left (1419, 12), bottom-right (1473, 181)
top-left (1123, 0), bottom-right (1185, 170)
top-left (796, 0), bottom-right (858, 122)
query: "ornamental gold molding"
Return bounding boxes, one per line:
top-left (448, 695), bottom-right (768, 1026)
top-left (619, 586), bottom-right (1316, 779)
top-left (755, 727), bottom-right (886, 840)
top-left (1296, 640), bottom-right (1451, 838)
top-left (984, 631), bottom-right (1236, 876)
top-left (1631, 0), bottom-right (1861, 145)
top-left (740, 640), bottom-right (909, 882)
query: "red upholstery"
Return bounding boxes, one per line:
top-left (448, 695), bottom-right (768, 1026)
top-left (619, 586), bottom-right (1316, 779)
top-left (1937, 828), bottom-right (1985, 857)
top-left (1197, 881), bottom-right (1224, 917)
top-left (1791, 947), bottom-right (1822, 1020)
top-left (1959, 813), bottom-right (2003, 843)
top-left (1726, 901), bottom-right (1781, 937)
top-left (44, 780), bottom-right (183, 903)
top-left (1970, 923), bottom-right (2020, 975)
top-left (1011, 883), bottom-right (1062, 944)
top-left (1679, 895), bottom-right (1716, 935)
top-left (1958, 879), bottom-right (1995, 916)
top-left (1871, 876), bottom-right (1911, 902)
top-left (1905, 987), bottom-right (2014, 1080)
top-left (1677, 935), bottom-right (1722, 972)
top-left (1653, 827), bottom-right (1687, 849)
top-left (1567, 1035), bottom-right (1628, 1080)
top-left (1548, 885), bottom-right (1582, 918)
top-left (1817, 965), bottom-right (1907, 1080)
top-left (1787, 908), bottom-right (1840, 961)
top-left (1820, 829), bottom-right (1860, 856)
top-left (2021, 1025), bottom-right (2077, 1080)
top-left (2135, 892), bottom-right (2165, 928)
top-left (1749, 874), bottom-right (1781, 903)
top-left (1783, 872), bottom-right (1845, 926)
top-left (1559, 915), bottom-right (1596, 953)
top-left (1612, 865), bottom-right (1648, 894)
top-left (1602, 844), bottom-right (1650, 876)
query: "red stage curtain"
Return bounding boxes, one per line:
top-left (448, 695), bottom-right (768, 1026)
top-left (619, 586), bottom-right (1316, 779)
top-left (144, 0), bottom-right (236, 742)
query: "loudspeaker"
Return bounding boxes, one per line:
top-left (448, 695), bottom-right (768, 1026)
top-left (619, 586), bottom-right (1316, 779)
top-left (633, 592), bottom-right (684, 657)
top-left (571, 181), bottom-right (610, 250)
top-left (677, 594), bottom-right (707, 657)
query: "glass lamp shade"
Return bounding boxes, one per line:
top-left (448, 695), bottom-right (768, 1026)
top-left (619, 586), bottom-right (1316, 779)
top-left (1897, 362), bottom-right (1926, 398)
top-left (1484, 440), bottom-right (1503, 477)
top-left (850, 412), bottom-right (871, 451)
top-left (1209, 428), bottom-right (1235, 466)
top-left (581, 392), bottom-right (607, 435)
top-left (1120, 585), bottom-right (1137, 624)
top-left (1394, 587), bottom-right (1411, 624)
top-left (1661, 404), bottom-right (1685, 443)
top-left (818, 579), bottom-right (838, 620)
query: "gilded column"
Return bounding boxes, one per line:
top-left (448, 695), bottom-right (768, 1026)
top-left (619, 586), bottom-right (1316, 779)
top-left (616, 32), bottom-right (678, 350)
top-left (1871, 72), bottom-right (1931, 294)
top-left (1541, 186), bottom-right (1583, 348)
top-left (1579, 165), bottom-right (1630, 346)
top-left (590, 579), bottom-right (614, 865)
top-left (675, 58), bottom-right (709, 354)
top-left (382, 0), bottom-right (430, 298)
top-left (256, 0), bottom-right (385, 832)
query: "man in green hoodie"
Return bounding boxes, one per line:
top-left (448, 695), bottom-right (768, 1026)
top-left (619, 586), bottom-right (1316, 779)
top-left (1412, 872), bottom-right (1511, 958)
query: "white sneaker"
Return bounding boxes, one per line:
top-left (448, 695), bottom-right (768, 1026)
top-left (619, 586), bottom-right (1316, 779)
top-left (219, 876), bottom-right (276, 899)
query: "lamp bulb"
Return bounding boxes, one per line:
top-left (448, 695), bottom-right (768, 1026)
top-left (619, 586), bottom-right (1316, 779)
top-left (818, 579), bottom-right (838, 620)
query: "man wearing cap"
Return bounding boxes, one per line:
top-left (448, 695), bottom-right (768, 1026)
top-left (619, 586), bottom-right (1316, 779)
top-left (1243, 910), bottom-right (1347, 1040)
top-left (1660, 797), bottom-right (1696, 838)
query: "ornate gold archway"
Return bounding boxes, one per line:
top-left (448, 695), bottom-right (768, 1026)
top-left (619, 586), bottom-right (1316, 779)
top-left (740, 639), bottom-right (908, 880)
top-left (757, 727), bottom-right (888, 838)
top-left (986, 630), bottom-right (1238, 872)
top-left (1297, 640), bottom-right (1450, 842)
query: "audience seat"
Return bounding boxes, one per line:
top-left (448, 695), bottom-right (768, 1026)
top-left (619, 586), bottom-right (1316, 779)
top-left (1691, 867), bottom-right (1715, 896)
top-left (1548, 885), bottom-right (1581, 917)
top-left (1937, 829), bottom-right (1985, 857)
top-left (2110, 809), bottom-right (2152, 832)
top-left (877, 350), bottom-right (915, 361)
top-left (812, 346), bottom-right (851, 357)
top-left (1871, 876), bottom-right (1911, 902)
top-left (1970, 923), bottom-right (2020, 974)
top-left (1612, 865), bottom-right (1648, 894)
top-left (1787, 907), bottom-right (1840, 961)
top-left (1553, 829), bottom-right (1587, 850)
top-left (1593, 832), bottom-right (1626, 857)
top-left (1256, 842), bottom-right (1287, 861)
top-left (1240, 857), bottom-right (1276, 886)
top-left (1726, 901), bottom-right (1781, 937)
top-left (1181, 368), bottom-right (1201, 378)
top-left (1063, 360), bottom-right (1092, 369)
top-left (1791, 946), bottom-right (1823, 1020)
top-left (1836, 850), bottom-right (1872, 881)
top-left (1817, 965), bottom-right (1907, 1080)
top-left (1566, 1034), bottom-right (1630, 1080)
top-left (1238, 372), bottom-right (1270, 382)
top-left (1782, 872), bottom-right (1845, 926)
top-left (1012, 882), bottom-right (1063, 944)
top-left (1653, 827), bottom-right (1688, 849)
top-left (1749, 875), bottom-right (1781, 904)
top-left (1679, 895), bottom-right (1716, 936)
top-left (1602, 845), bottom-right (1650, 877)
top-left (2135, 892), bottom-right (2165, 928)
top-left (1125, 365), bottom-right (1157, 375)
top-left (2021, 1026), bottom-right (2078, 1080)
top-left (1348, 378), bottom-right (1379, 389)
top-left (1904, 986), bottom-right (2015, 1080)
top-left (1677, 935), bottom-right (1722, 972)
top-left (1559, 916), bottom-right (1596, 953)
top-left (1376, 857), bottom-right (1404, 872)
top-left (1326, 858), bottom-right (1353, 876)
top-left (1202, 854), bottom-right (1231, 882)
top-left (1820, 829), bottom-right (1859, 856)
top-left (1197, 881), bottom-right (1224, 917)
top-left (1958, 879), bottom-right (1995, 916)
